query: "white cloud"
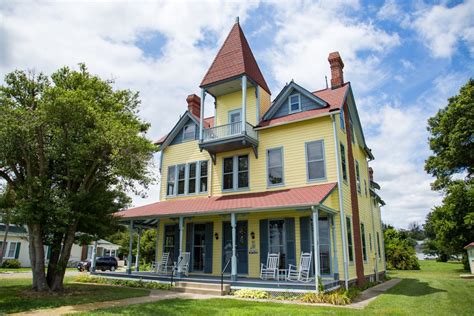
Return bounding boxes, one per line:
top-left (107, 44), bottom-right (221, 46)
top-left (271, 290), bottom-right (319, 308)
top-left (266, 0), bottom-right (400, 94)
top-left (377, 0), bottom-right (402, 21)
top-left (413, 0), bottom-right (474, 58)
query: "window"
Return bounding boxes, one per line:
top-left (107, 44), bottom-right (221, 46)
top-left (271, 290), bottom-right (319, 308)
top-left (268, 220), bottom-right (286, 269)
top-left (167, 166), bottom-right (176, 196)
top-left (340, 110), bottom-right (345, 131)
top-left (177, 164), bottom-right (186, 195)
top-left (350, 119), bottom-right (355, 144)
top-left (340, 143), bottom-right (347, 181)
top-left (361, 223), bottom-right (367, 261)
top-left (267, 148), bottom-right (283, 186)
top-left (164, 225), bottom-right (176, 261)
top-left (223, 155), bottom-right (249, 191)
top-left (188, 162), bottom-right (196, 194)
top-left (369, 233), bottom-right (373, 252)
top-left (6, 242), bottom-right (18, 258)
top-left (199, 161), bottom-right (208, 193)
top-left (306, 140), bottom-right (326, 181)
top-left (346, 217), bottom-right (354, 262)
top-left (355, 160), bottom-right (361, 193)
top-left (182, 124), bottom-right (195, 141)
top-left (289, 94), bottom-right (301, 113)
top-left (376, 232), bottom-right (381, 260)
top-left (364, 180), bottom-right (368, 196)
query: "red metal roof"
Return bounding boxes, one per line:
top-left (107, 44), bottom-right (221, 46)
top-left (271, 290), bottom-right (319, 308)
top-left (200, 22), bottom-right (270, 94)
top-left (117, 182), bottom-right (336, 219)
top-left (464, 242), bottom-right (474, 249)
top-left (257, 83), bottom-right (349, 128)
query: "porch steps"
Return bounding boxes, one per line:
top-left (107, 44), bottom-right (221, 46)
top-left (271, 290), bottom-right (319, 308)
top-left (173, 281), bottom-right (230, 296)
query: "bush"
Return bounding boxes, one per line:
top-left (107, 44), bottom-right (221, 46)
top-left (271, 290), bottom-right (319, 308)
top-left (300, 287), bottom-right (359, 305)
top-left (74, 275), bottom-right (172, 290)
top-left (233, 289), bottom-right (269, 299)
top-left (1, 259), bottom-right (21, 269)
top-left (384, 227), bottom-right (420, 270)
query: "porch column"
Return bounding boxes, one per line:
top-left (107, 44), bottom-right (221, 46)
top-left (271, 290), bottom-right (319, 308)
top-left (231, 212), bottom-right (238, 281)
top-left (177, 216), bottom-right (184, 275)
top-left (199, 89), bottom-right (205, 141)
top-left (135, 228), bottom-right (142, 272)
top-left (241, 75), bottom-right (247, 134)
top-left (331, 216), bottom-right (339, 279)
top-left (126, 220), bottom-right (134, 274)
top-left (155, 219), bottom-right (160, 273)
top-left (91, 240), bottom-right (98, 272)
top-left (312, 207), bottom-right (320, 293)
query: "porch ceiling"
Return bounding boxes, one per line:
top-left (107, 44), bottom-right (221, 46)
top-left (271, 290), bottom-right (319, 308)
top-left (116, 182), bottom-right (337, 222)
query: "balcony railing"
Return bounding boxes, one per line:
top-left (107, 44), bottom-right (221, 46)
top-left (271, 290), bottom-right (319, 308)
top-left (202, 121), bottom-right (257, 142)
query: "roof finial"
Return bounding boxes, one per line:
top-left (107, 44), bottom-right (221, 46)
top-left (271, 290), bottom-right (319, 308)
top-left (235, 16), bottom-right (239, 24)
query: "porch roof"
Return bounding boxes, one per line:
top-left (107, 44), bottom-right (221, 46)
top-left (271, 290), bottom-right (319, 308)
top-left (117, 183), bottom-right (337, 220)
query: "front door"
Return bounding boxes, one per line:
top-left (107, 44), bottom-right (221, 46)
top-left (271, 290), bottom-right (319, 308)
top-left (222, 221), bottom-right (248, 274)
top-left (228, 109), bottom-right (241, 135)
top-left (193, 224), bottom-right (206, 272)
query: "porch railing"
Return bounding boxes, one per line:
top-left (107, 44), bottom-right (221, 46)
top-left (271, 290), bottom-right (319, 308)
top-left (202, 121), bottom-right (257, 142)
top-left (221, 258), bottom-right (231, 294)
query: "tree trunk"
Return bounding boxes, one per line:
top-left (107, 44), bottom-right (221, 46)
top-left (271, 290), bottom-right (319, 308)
top-left (49, 221), bottom-right (78, 291)
top-left (0, 221), bottom-right (9, 265)
top-left (46, 233), bottom-right (64, 287)
top-left (28, 223), bottom-right (49, 291)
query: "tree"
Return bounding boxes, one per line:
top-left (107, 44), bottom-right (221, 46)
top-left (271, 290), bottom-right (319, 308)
top-left (384, 226), bottom-right (420, 270)
top-left (424, 79), bottom-right (474, 269)
top-left (0, 65), bottom-right (156, 291)
top-left (425, 79), bottom-right (473, 190)
top-left (407, 222), bottom-right (425, 241)
top-left (0, 184), bottom-right (16, 265)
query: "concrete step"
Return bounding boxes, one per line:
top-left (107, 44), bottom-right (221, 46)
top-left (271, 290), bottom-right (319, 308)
top-left (173, 286), bottom-right (229, 296)
top-left (175, 281), bottom-right (230, 291)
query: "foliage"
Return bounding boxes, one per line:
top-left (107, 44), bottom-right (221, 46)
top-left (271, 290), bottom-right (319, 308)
top-left (0, 65), bottom-right (156, 291)
top-left (106, 228), bottom-right (157, 263)
top-left (384, 227), bottom-right (420, 270)
top-left (232, 289), bottom-right (270, 299)
top-left (1, 259), bottom-right (21, 268)
top-left (406, 222), bottom-right (425, 241)
top-left (424, 180), bottom-right (474, 269)
top-left (73, 274), bottom-right (172, 290)
top-left (425, 79), bottom-right (473, 190)
top-left (300, 286), bottom-right (359, 305)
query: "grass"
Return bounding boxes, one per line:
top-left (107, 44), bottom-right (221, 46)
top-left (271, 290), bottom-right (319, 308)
top-left (82, 261), bottom-right (474, 316)
top-left (0, 276), bottom-right (150, 314)
top-left (0, 267), bottom-right (77, 273)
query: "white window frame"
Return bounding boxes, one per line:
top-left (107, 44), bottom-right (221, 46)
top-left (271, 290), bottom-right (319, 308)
top-left (5, 241), bottom-right (18, 259)
top-left (187, 162), bottom-right (197, 195)
top-left (198, 160), bottom-right (208, 193)
top-left (222, 155), bottom-right (249, 191)
top-left (267, 147), bottom-right (284, 187)
top-left (177, 164), bottom-right (186, 195)
top-left (182, 124), bottom-right (195, 141)
top-left (355, 160), bottom-right (361, 193)
top-left (288, 93), bottom-right (301, 114)
top-left (305, 140), bottom-right (326, 182)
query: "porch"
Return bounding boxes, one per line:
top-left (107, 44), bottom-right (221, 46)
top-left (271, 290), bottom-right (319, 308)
top-left (92, 270), bottom-right (341, 293)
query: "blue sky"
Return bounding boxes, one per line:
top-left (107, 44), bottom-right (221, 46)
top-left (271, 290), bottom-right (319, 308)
top-left (1, 0), bottom-right (473, 228)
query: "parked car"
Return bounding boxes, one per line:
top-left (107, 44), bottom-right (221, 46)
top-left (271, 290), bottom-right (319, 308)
top-left (77, 256), bottom-right (118, 272)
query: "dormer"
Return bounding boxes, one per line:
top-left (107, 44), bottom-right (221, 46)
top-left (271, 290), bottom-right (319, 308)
top-left (198, 18), bottom-right (271, 162)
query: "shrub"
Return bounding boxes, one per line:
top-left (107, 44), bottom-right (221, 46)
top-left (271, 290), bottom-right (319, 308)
top-left (384, 227), bottom-right (420, 270)
top-left (74, 275), bottom-right (172, 290)
top-left (300, 287), bottom-right (360, 305)
top-left (233, 289), bottom-right (269, 299)
top-left (1, 259), bottom-right (21, 269)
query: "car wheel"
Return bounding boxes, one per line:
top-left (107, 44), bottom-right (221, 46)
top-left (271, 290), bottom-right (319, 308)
top-left (110, 266), bottom-right (116, 272)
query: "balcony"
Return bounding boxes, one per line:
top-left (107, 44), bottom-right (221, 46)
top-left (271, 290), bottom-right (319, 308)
top-left (199, 121), bottom-right (258, 163)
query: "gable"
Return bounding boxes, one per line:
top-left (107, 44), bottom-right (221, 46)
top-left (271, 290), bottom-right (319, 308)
top-left (170, 116), bottom-right (199, 145)
top-left (262, 81), bottom-right (327, 121)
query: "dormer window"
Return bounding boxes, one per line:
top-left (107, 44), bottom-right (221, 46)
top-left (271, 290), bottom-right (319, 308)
top-left (289, 94), bottom-right (301, 113)
top-left (182, 124), bottom-right (195, 141)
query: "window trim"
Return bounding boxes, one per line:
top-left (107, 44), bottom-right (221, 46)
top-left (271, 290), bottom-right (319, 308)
top-left (340, 110), bottom-right (345, 131)
top-left (355, 160), bottom-right (361, 194)
top-left (340, 142), bottom-right (347, 182)
top-left (5, 241), bottom-right (18, 259)
top-left (187, 162), bottom-right (197, 195)
top-left (266, 147), bottom-right (284, 187)
top-left (305, 140), bottom-right (326, 182)
top-left (346, 216), bottom-right (354, 263)
top-left (288, 93), bottom-right (301, 114)
top-left (167, 160), bottom-right (209, 197)
top-left (177, 164), bottom-right (186, 195)
top-left (166, 166), bottom-right (177, 196)
top-left (228, 109), bottom-right (242, 124)
top-left (361, 222), bottom-right (367, 262)
top-left (222, 154), bottom-right (249, 192)
top-left (182, 124), bottom-right (195, 142)
top-left (198, 160), bottom-right (208, 194)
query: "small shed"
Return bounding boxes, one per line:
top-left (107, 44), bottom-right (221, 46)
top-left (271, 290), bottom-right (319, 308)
top-left (464, 242), bottom-right (474, 274)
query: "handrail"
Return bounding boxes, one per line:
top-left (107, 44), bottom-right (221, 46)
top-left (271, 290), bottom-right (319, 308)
top-left (202, 121), bottom-right (258, 142)
top-left (221, 258), bottom-right (232, 294)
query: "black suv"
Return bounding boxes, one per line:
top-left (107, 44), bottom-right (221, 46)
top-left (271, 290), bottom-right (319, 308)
top-left (77, 256), bottom-right (118, 272)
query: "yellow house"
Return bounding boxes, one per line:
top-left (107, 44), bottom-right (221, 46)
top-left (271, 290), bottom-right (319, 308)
top-left (113, 19), bottom-right (386, 293)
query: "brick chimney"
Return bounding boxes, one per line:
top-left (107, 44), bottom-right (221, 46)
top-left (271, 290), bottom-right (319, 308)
top-left (369, 167), bottom-right (374, 182)
top-left (186, 94), bottom-right (201, 118)
top-left (328, 51), bottom-right (344, 89)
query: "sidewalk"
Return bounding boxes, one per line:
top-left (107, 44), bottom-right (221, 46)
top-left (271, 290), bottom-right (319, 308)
top-left (0, 270), bottom-right (81, 279)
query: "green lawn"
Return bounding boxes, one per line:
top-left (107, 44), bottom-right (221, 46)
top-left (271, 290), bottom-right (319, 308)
top-left (84, 261), bottom-right (473, 316)
top-left (0, 267), bottom-right (77, 273)
top-left (0, 277), bottom-right (150, 314)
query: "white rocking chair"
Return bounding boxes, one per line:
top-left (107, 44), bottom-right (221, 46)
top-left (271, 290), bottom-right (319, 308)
top-left (154, 252), bottom-right (173, 275)
top-left (260, 253), bottom-right (280, 280)
top-left (287, 252), bottom-right (313, 282)
top-left (174, 252), bottom-right (191, 276)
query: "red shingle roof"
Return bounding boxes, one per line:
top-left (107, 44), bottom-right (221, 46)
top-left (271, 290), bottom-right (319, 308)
top-left (464, 242), bottom-right (474, 249)
top-left (257, 83), bottom-right (349, 128)
top-left (117, 183), bottom-right (336, 219)
top-left (200, 22), bottom-right (270, 94)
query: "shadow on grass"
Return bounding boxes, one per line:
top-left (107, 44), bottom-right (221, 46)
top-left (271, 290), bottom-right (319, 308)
top-left (388, 278), bottom-right (445, 297)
